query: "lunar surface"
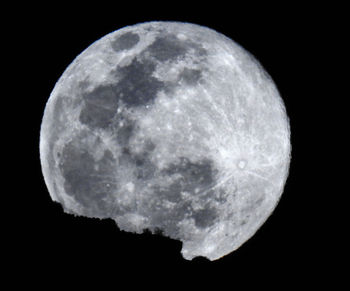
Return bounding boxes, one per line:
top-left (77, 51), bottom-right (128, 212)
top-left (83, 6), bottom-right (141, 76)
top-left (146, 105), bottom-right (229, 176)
top-left (40, 21), bottom-right (291, 260)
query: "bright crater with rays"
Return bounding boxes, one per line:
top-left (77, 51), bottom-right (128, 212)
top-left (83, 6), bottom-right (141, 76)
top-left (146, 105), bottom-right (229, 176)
top-left (40, 21), bottom-right (291, 260)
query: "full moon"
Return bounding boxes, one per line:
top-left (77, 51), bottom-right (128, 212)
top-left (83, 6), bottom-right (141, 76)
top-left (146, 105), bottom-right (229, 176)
top-left (40, 21), bottom-right (291, 260)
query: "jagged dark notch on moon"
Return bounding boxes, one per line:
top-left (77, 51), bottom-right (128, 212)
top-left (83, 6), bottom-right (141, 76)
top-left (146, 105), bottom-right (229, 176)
top-left (111, 32), bottom-right (140, 52)
top-left (144, 197), bottom-right (192, 239)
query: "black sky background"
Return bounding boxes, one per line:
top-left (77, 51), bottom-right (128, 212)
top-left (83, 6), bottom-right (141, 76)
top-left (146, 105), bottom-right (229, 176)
top-left (6, 2), bottom-right (340, 287)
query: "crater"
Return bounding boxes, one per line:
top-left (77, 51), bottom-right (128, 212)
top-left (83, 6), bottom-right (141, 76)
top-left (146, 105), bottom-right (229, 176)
top-left (192, 206), bottom-right (217, 228)
top-left (162, 157), bottom-right (217, 193)
top-left (47, 96), bottom-right (65, 170)
top-left (237, 159), bottom-right (247, 169)
top-left (153, 182), bottom-right (183, 203)
top-left (118, 142), bottom-right (157, 181)
top-left (114, 117), bottom-right (135, 147)
top-left (111, 32), bottom-right (140, 52)
top-left (52, 97), bottom-right (64, 127)
top-left (179, 68), bottom-right (202, 85)
top-left (146, 34), bottom-right (207, 62)
top-left (147, 35), bottom-right (189, 62)
top-left (79, 85), bottom-right (119, 129)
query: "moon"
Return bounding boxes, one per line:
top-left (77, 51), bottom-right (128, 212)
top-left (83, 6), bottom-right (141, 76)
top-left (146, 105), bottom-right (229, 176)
top-left (40, 21), bottom-right (291, 260)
